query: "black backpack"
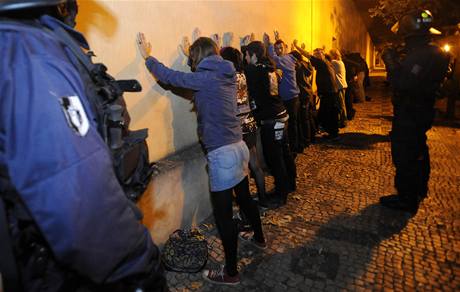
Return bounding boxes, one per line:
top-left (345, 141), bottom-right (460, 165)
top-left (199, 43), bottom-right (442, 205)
top-left (52, 26), bottom-right (155, 202)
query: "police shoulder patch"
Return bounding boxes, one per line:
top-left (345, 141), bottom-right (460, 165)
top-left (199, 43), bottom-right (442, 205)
top-left (59, 95), bottom-right (90, 137)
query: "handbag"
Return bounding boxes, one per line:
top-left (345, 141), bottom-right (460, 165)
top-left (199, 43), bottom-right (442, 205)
top-left (161, 229), bottom-right (208, 273)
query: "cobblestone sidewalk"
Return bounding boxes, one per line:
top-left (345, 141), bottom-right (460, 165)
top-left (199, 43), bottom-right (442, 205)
top-left (165, 77), bottom-right (460, 291)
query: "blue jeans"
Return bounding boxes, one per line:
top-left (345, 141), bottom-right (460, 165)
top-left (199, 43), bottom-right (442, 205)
top-left (207, 140), bottom-right (249, 192)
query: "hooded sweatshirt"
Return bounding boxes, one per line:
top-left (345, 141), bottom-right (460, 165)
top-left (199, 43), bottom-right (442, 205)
top-left (268, 44), bottom-right (300, 101)
top-left (146, 55), bottom-right (242, 152)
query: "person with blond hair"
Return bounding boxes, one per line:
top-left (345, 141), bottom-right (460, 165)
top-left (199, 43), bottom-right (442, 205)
top-left (137, 33), bottom-right (265, 286)
top-left (329, 48), bottom-right (348, 127)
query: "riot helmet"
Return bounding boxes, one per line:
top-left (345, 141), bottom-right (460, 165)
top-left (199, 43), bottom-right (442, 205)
top-left (0, 0), bottom-right (78, 27)
top-left (0, 0), bottom-right (66, 12)
top-left (391, 9), bottom-right (442, 38)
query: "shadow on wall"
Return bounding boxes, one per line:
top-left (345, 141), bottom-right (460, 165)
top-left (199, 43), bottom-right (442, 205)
top-left (75, 2), bottom-right (208, 243)
top-left (134, 32), bottom-right (211, 243)
top-left (76, 0), bottom-right (118, 37)
top-left (331, 0), bottom-right (368, 54)
top-left (139, 144), bottom-right (210, 244)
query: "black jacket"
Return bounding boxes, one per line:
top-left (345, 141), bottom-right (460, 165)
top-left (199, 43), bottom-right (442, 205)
top-left (244, 61), bottom-right (287, 121)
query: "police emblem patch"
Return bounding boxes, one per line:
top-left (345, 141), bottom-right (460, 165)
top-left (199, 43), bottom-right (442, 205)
top-left (59, 96), bottom-right (89, 136)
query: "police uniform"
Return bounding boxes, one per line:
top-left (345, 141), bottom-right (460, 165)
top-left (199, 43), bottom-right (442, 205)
top-left (381, 10), bottom-right (450, 213)
top-left (0, 4), bottom-right (165, 291)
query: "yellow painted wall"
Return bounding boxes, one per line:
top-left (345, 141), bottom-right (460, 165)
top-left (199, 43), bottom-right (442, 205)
top-left (76, 0), bottom-right (371, 161)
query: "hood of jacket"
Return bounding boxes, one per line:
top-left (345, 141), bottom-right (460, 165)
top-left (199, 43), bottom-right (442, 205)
top-left (196, 55), bottom-right (235, 77)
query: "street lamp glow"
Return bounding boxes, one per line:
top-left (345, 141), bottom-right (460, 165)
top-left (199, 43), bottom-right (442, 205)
top-left (443, 44), bottom-right (451, 52)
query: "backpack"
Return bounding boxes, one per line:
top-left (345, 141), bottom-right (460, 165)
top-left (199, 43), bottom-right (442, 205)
top-left (52, 26), bottom-right (155, 202)
top-left (161, 229), bottom-right (208, 273)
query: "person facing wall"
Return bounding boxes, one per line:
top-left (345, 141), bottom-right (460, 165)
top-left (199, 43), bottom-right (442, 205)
top-left (137, 33), bottom-right (266, 286)
top-left (329, 48), bottom-right (348, 128)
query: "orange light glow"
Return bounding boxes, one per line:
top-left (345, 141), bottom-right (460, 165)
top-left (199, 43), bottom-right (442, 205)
top-left (443, 44), bottom-right (451, 53)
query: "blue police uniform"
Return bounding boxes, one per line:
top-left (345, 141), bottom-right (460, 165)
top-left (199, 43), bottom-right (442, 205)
top-left (0, 15), bottom-right (164, 290)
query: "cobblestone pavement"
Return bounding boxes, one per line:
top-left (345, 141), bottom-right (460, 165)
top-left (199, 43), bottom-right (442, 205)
top-left (165, 78), bottom-right (460, 291)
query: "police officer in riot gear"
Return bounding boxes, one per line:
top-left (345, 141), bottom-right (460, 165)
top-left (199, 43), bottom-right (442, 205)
top-left (0, 1), bottom-right (166, 291)
top-left (380, 10), bottom-right (450, 214)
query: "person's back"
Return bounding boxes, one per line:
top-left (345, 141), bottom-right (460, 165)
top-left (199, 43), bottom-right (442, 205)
top-left (310, 56), bottom-right (338, 95)
top-left (244, 59), bottom-right (287, 121)
top-left (293, 55), bottom-right (314, 101)
top-left (243, 40), bottom-right (296, 205)
top-left (268, 43), bottom-right (300, 101)
top-left (0, 2), bottom-right (165, 291)
top-left (330, 60), bottom-right (347, 91)
top-left (188, 55), bottom-right (242, 151)
top-left (148, 53), bottom-right (241, 152)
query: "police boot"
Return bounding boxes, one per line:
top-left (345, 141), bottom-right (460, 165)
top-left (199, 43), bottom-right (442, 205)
top-left (379, 194), bottom-right (419, 214)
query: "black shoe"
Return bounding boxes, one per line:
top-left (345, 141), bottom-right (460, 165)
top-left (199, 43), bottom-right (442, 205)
top-left (258, 198), bottom-right (282, 209)
top-left (275, 193), bottom-right (288, 206)
top-left (347, 110), bottom-right (356, 120)
top-left (379, 194), bottom-right (419, 214)
top-left (288, 181), bottom-right (296, 193)
top-left (324, 134), bottom-right (340, 141)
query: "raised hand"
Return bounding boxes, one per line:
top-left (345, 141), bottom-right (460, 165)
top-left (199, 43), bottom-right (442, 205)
top-left (293, 39), bottom-right (299, 48)
top-left (263, 33), bottom-right (270, 46)
top-left (211, 33), bottom-right (221, 48)
top-left (192, 27), bottom-right (201, 42)
top-left (223, 32), bottom-right (234, 47)
top-left (241, 34), bottom-right (251, 47)
top-left (137, 32), bottom-right (152, 60)
top-left (180, 36), bottom-right (191, 57)
top-left (274, 30), bottom-right (280, 41)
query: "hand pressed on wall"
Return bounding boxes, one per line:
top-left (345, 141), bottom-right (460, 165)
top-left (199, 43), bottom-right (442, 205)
top-left (263, 33), bottom-right (270, 46)
top-left (241, 34), bottom-right (251, 47)
top-left (192, 27), bottom-right (201, 42)
top-left (223, 32), bottom-right (234, 47)
top-left (137, 32), bottom-right (152, 60)
top-left (211, 33), bottom-right (221, 48)
top-left (180, 36), bottom-right (191, 57)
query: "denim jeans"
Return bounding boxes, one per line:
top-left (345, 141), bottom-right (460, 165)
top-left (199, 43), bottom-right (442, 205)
top-left (207, 140), bottom-right (249, 192)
